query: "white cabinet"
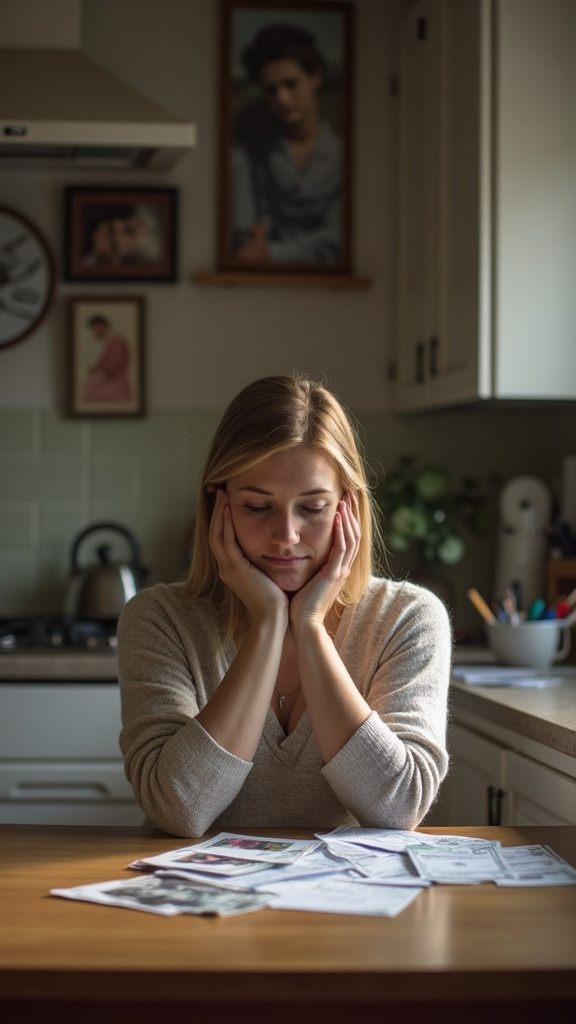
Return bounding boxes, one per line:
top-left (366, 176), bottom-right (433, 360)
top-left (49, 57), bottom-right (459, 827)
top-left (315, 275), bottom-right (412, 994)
top-left (394, 0), bottom-right (576, 411)
top-left (441, 718), bottom-right (576, 826)
top-left (505, 750), bottom-right (576, 826)
top-left (447, 723), bottom-right (506, 825)
top-left (0, 682), bottom-right (143, 825)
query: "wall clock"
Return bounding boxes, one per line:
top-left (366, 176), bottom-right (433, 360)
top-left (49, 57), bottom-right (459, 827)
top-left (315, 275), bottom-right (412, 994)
top-left (0, 206), bottom-right (55, 350)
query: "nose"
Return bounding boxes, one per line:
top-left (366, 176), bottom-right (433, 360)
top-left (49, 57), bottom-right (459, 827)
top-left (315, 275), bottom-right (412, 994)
top-left (270, 511), bottom-right (300, 546)
top-left (269, 85), bottom-right (292, 111)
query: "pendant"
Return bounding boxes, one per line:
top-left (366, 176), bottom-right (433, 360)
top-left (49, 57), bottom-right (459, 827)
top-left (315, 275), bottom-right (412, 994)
top-left (279, 695), bottom-right (285, 710)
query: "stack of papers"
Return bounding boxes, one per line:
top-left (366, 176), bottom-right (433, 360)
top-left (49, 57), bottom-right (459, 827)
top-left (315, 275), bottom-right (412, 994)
top-left (452, 666), bottom-right (563, 688)
top-left (50, 828), bottom-right (576, 918)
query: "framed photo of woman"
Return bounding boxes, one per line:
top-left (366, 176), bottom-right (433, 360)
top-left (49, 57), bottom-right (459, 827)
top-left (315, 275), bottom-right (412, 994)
top-left (67, 297), bottom-right (145, 418)
top-left (218, 0), bottom-right (354, 274)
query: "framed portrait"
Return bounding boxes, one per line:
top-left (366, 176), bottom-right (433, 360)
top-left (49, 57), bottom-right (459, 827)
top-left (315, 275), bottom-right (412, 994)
top-left (63, 187), bottom-right (177, 282)
top-left (217, 0), bottom-right (354, 274)
top-left (67, 296), bottom-right (145, 418)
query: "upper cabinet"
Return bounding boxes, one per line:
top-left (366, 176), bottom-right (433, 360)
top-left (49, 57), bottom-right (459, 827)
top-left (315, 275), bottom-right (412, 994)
top-left (393, 0), bottom-right (576, 412)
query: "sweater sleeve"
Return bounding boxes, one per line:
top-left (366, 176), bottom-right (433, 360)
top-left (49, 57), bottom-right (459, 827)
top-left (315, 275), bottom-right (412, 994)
top-left (321, 584), bottom-right (452, 829)
top-left (117, 590), bottom-right (252, 837)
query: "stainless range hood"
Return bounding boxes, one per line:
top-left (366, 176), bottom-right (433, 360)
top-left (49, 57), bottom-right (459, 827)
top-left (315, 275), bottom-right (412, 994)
top-left (0, 48), bottom-right (197, 170)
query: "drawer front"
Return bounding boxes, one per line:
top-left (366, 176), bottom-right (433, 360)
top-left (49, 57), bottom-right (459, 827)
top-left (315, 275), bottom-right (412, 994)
top-left (0, 800), bottom-right (144, 826)
top-left (0, 761), bottom-right (136, 802)
top-left (0, 761), bottom-right (142, 825)
top-left (0, 683), bottom-right (123, 758)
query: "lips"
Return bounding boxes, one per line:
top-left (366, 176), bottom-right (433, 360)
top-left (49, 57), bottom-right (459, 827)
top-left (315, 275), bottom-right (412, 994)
top-left (263, 556), bottom-right (307, 567)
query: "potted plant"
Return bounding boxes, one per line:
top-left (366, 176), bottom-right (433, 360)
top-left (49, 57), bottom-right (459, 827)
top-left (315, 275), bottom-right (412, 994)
top-left (375, 457), bottom-right (489, 603)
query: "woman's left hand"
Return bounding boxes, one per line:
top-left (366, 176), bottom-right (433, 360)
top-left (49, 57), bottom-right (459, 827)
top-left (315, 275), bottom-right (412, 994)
top-left (289, 492), bottom-right (361, 630)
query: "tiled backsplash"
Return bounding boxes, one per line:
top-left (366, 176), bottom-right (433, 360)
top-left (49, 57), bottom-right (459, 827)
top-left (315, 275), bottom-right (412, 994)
top-left (0, 409), bottom-right (221, 615)
top-left (2, 403), bottom-right (575, 625)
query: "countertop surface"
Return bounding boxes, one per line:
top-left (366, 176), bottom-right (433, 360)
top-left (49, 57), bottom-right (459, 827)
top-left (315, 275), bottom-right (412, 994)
top-left (0, 648), bottom-right (118, 680)
top-left (450, 674), bottom-right (576, 755)
top-left (450, 647), bottom-right (576, 758)
top-left (1, 644), bottom-right (575, 758)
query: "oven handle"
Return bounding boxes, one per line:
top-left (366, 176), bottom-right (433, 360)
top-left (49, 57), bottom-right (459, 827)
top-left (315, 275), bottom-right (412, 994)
top-left (9, 782), bottom-right (112, 802)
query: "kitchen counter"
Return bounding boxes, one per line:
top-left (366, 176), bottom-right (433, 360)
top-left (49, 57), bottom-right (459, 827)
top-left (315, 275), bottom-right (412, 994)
top-left (0, 649), bottom-right (118, 680)
top-left (451, 644), bottom-right (576, 759)
top-left (2, 644), bottom-right (575, 757)
top-left (450, 672), bottom-right (576, 758)
top-left (1, 824), bottom-right (575, 1024)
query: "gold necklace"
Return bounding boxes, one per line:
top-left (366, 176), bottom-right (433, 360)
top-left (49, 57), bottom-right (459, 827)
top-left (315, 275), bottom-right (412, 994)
top-left (274, 684), bottom-right (301, 711)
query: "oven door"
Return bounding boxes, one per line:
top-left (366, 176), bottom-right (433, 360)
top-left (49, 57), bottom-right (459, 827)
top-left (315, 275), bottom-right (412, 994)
top-left (0, 681), bottom-right (143, 825)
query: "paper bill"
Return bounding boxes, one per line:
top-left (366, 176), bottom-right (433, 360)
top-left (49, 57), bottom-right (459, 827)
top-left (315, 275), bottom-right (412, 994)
top-left (317, 826), bottom-right (501, 855)
top-left (322, 841), bottom-right (430, 886)
top-left (495, 845), bottom-right (576, 886)
top-left (266, 876), bottom-right (423, 916)
top-left (406, 842), bottom-right (514, 884)
top-left (222, 846), bottom-right (353, 891)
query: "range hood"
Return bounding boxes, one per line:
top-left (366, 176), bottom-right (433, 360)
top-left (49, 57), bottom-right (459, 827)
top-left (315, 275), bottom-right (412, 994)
top-left (0, 48), bottom-right (197, 170)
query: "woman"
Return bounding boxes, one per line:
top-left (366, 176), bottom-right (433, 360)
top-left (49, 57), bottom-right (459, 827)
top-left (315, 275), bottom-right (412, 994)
top-left (83, 315), bottom-right (131, 403)
top-left (118, 375), bottom-right (451, 837)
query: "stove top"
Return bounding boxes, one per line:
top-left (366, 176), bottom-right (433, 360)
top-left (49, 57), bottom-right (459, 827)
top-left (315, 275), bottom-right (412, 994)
top-left (0, 617), bottom-right (118, 651)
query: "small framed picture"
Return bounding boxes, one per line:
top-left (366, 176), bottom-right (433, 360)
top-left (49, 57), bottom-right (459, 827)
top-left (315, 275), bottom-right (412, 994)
top-left (217, 0), bottom-right (354, 274)
top-left (67, 296), bottom-right (145, 418)
top-left (64, 187), bottom-right (177, 282)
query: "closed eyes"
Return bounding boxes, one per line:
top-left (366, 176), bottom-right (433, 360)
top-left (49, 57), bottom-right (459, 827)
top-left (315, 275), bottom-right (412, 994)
top-left (243, 503), bottom-right (328, 516)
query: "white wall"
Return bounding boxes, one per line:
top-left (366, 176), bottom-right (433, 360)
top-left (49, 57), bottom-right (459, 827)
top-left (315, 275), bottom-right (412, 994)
top-left (0, 0), bottom-right (398, 412)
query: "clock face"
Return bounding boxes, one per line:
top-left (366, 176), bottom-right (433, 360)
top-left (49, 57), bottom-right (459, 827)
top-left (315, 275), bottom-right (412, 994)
top-left (0, 206), bottom-right (55, 349)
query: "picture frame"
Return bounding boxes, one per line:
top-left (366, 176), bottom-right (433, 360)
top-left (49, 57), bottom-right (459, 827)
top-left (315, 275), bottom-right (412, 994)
top-left (67, 296), bottom-right (145, 418)
top-left (217, 0), bottom-right (354, 274)
top-left (63, 187), bottom-right (177, 282)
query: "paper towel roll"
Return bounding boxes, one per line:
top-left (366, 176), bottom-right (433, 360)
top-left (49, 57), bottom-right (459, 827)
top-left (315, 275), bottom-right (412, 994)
top-left (561, 455), bottom-right (576, 531)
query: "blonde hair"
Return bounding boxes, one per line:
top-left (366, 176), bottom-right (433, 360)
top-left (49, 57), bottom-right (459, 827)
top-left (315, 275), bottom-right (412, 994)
top-left (183, 375), bottom-right (381, 639)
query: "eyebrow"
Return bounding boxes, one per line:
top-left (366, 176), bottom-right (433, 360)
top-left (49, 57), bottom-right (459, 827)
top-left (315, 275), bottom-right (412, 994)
top-left (236, 486), bottom-right (333, 497)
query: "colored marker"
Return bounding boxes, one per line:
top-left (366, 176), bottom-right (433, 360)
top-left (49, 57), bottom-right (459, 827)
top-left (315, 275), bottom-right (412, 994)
top-left (527, 598), bottom-right (546, 620)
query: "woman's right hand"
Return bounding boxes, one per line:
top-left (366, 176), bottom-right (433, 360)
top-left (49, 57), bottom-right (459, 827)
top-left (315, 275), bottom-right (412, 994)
top-left (208, 489), bottom-right (289, 624)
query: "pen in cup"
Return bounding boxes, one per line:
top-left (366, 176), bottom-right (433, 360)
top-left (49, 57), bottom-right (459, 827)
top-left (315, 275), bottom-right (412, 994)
top-left (527, 598), bottom-right (546, 620)
top-left (466, 588), bottom-right (497, 625)
top-left (503, 587), bottom-right (521, 625)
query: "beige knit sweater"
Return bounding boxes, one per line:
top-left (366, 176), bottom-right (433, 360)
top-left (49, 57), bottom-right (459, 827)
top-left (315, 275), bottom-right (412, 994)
top-left (117, 577), bottom-right (451, 838)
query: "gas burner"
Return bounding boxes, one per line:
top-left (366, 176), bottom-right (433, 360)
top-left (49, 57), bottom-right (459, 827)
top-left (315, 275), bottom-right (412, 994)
top-left (0, 617), bottom-right (117, 650)
top-left (66, 618), bottom-right (118, 649)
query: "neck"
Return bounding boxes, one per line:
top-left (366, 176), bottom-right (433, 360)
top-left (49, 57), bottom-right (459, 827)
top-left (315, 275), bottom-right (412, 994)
top-left (285, 110), bottom-right (320, 143)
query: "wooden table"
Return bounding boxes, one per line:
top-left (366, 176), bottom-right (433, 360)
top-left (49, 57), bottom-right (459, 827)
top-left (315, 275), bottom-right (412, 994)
top-left (2, 825), bottom-right (575, 1023)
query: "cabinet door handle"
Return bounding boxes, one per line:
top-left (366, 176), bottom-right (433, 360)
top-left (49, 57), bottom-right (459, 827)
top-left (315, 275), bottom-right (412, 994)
top-left (415, 341), bottom-right (425, 383)
top-left (487, 785), bottom-right (505, 825)
top-left (429, 335), bottom-right (439, 376)
top-left (487, 785), bottom-right (495, 824)
top-left (496, 788), bottom-right (505, 825)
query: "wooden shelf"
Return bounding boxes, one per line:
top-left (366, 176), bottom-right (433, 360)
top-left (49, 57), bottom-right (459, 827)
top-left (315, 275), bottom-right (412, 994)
top-left (193, 270), bottom-right (372, 289)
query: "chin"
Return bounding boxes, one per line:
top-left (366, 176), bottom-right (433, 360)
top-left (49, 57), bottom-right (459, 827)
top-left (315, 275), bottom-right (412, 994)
top-left (266, 570), bottom-right (311, 593)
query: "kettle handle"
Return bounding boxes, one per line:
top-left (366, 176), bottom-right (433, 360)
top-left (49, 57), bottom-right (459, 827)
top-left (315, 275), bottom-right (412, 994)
top-left (70, 522), bottom-right (143, 571)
